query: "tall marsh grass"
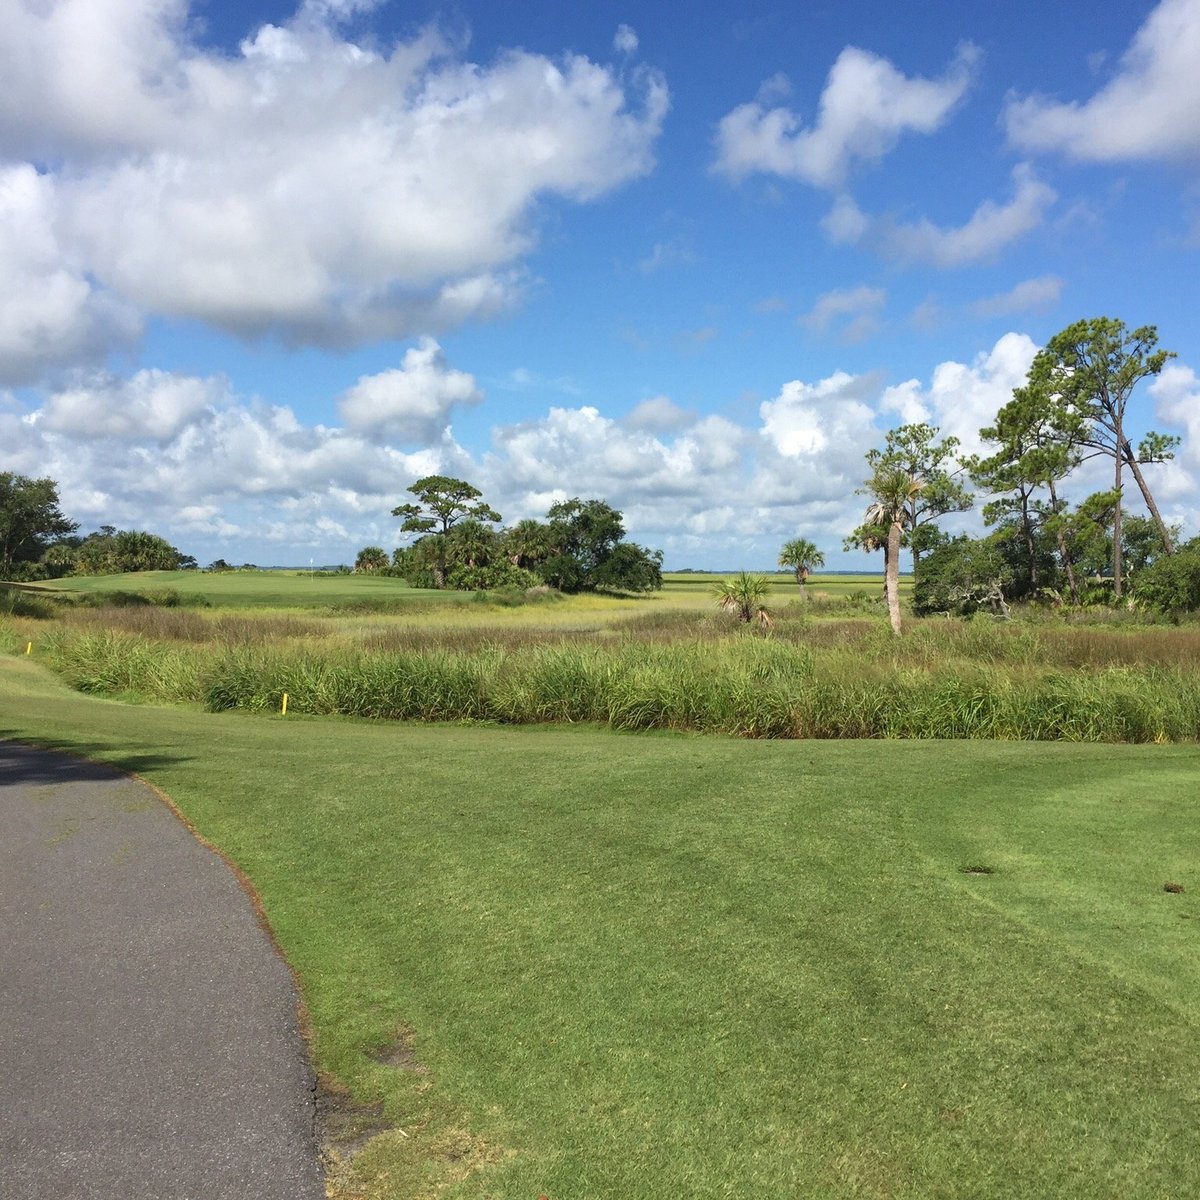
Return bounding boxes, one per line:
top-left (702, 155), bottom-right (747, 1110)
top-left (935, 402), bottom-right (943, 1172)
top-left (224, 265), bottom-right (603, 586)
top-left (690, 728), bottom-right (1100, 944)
top-left (33, 618), bottom-right (1200, 742)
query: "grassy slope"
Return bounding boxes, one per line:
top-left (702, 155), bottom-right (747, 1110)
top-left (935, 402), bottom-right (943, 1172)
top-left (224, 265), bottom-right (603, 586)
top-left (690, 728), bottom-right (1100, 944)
top-left (2, 655), bottom-right (1197, 1198)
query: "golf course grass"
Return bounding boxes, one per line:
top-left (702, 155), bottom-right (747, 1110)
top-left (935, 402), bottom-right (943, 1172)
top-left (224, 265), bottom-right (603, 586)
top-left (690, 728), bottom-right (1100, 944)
top-left (27, 568), bottom-right (901, 612)
top-left (2, 650), bottom-right (1197, 1199)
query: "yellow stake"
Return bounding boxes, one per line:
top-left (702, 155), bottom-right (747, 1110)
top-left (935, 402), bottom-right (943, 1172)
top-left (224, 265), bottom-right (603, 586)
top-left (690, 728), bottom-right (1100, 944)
top-left (281, 692), bottom-right (288, 716)
top-left (26, 642), bottom-right (33, 655)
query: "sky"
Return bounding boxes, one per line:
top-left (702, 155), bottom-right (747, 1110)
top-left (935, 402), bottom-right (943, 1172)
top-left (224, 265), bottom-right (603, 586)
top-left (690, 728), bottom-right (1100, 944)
top-left (3, 0), bottom-right (1200, 569)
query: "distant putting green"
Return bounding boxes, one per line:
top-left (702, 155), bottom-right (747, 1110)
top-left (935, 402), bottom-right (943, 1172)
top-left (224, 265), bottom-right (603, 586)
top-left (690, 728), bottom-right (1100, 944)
top-left (2, 654), bottom-right (1197, 1199)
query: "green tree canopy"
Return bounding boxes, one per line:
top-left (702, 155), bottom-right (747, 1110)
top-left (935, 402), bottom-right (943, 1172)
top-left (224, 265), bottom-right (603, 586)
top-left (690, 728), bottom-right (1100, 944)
top-left (0, 473), bottom-right (77, 580)
top-left (537, 498), bottom-right (662, 594)
top-left (1029, 318), bottom-right (1178, 597)
top-left (866, 423), bottom-right (972, 572)
top-left (712, 572), bottom-right (773, 626)
top-left (912, 536), bottom-right (1014, 619)
top-left (778, 537), bottom-right (825, 596)
top-left (391, 476), bottom-right (501, 588)
top-left (354, 546), bottom-right (389, 572)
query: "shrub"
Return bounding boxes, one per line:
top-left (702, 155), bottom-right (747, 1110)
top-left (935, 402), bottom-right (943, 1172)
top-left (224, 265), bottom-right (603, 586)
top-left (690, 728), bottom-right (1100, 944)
top-left (1134, 549), bottom-right (1200, 614)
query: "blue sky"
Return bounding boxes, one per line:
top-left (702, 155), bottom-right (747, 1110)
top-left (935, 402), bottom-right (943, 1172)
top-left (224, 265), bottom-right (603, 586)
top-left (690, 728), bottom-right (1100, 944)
top-left (3, 0), bottom-right (1199, 568)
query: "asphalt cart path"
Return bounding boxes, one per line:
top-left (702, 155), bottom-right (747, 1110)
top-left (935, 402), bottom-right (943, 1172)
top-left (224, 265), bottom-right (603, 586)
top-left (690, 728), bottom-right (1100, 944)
top-left (0, 741), bottom-right (325, 1199)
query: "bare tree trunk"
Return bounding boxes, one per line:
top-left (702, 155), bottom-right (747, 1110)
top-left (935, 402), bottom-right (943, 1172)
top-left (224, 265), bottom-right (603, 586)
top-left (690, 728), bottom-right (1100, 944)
top-left (1122, 442), bottom-right (1175, 555)
top-left (1021, 489), bottom-right (1038, 588)
top-left (1113, 450), bottom-right (1124, 601)
top-left (886, 522), bottom-right (902, 635)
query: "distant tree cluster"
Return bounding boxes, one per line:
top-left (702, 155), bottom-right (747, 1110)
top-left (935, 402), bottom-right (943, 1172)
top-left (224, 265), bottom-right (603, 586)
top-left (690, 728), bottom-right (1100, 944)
top-left (0, 472), bottom-right (192, 582)
top-left (375, 476), bottom-right (663, 594)
top-left (844, 317), bottom-right (1188, 625)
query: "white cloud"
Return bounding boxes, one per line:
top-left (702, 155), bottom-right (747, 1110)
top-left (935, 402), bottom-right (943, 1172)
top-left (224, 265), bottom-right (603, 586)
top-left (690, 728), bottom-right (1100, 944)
top-left (801, 284), bottom-right (886, 343)
top-left (37, 369), bottom-right (227, 442)
top-left (1005, 0), bottom-right (1200, 163)
top-left (1144, 364), bottom-right (1200, 516)
top-left (485, 406), bottom-right (745, 510)
top-left (970, 276), bottom-right (1064, 318)
top-left (713, 42), bottom-right (979, 188)
top-left (623, 395), bottom-right (694, 432)
top-left (879, 332), bottom-right (1039, 456)
top-left (338, 338), bottom-right (482, 444)
top-left (13, 334), bottom-right (1200, 568)
top-left (0, 1), bottom-right (668, 373)
top-left (759, 371), bottom-right (879, 460)
top-left (832, 164), bottom-right (1056, 267)
top-left (614, 24), bottom-right (639, 55)
top-left (0, 165), bottom-right (139, 384)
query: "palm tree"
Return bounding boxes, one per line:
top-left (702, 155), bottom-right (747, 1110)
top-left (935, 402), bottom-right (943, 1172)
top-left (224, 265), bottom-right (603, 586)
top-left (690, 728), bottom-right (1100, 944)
top-left (354, 545), bottom-right (389, 573)
top-left (863, 467), bottom-right (922, 635)
top-left (713, 572), bottom-right (774, 627)
top-left (778, 537), bottom-right (825, 599)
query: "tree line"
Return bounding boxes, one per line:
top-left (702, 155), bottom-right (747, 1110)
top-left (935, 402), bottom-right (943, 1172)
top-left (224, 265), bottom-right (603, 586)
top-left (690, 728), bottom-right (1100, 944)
top-left (356, 476), bottom-right (665, 594)
top-left (0, 474), bottom-right (192, 580)
top-left (4, 315), bottom-right (1195, 616)
top-left (845, 317), bottom-right (1194, 630)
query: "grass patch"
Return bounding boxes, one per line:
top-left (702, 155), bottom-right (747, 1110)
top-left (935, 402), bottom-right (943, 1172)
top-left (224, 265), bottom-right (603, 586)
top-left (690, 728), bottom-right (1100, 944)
top-left (31, 616), bottom-right (1200, 742)
top-left (2, 655), bottom-right (1199, 1198)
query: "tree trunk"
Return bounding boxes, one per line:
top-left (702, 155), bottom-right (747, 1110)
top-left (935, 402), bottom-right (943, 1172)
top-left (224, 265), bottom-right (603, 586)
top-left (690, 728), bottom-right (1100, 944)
top-left (795, 567), bottom-right (805, 597)
top-left (1122, 441), bottom-right (1175, 555)
top-left (1020, 489), bottom-right (1038, 588)
top-left (886, 522), bottom-right (902, 635)
top-left (1112, 449), bottom-right (1123, 601)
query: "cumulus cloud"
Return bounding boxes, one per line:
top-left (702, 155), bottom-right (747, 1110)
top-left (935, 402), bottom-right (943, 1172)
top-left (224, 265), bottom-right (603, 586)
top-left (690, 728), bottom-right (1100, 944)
top-left (828, 164), bottom-right (1057, 267)
top-left (338, 338), bottom-right (482, 444)
top-left (623, 395), bottom-right (694, 432)
top-left (1143, 365), bottom-right (1200, 518)
top-left (1005, 0), bottom-right (1200, 164)
top-left (0, 1), bottom-right (668, 373)
top-left (486, 406), bottom-right (745, 508)
top-left (801, 285), bottom-right (886, 343)
top-left (970, 275), bottom-right (1064, 318)
top-left (12, 331), bottom-right (1199, 567)
top-left (37, 369), bottom-right (227, 442)
top-left (759, 371), bottom-right (879, 461)
top-left (879, 332), bottom-right (1039, 455)
top-left (0, 165), bottom-right (140, 384)
top-left (713, 42), bottom-right (979, 188)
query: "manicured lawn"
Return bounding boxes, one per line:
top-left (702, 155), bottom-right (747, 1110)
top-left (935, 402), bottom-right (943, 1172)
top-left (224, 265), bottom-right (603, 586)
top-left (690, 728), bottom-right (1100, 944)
top-left (2, 655), bottom-right (1197, 1198)
top-left (31, 568), bottom-right (900, 613)
top-left (35, 568), bottom-right (452, 610)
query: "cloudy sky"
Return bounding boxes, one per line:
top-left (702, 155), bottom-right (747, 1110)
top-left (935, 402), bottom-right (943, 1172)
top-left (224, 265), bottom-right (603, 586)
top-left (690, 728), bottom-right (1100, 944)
top-left (3, 0), bottom-right (1200, 568)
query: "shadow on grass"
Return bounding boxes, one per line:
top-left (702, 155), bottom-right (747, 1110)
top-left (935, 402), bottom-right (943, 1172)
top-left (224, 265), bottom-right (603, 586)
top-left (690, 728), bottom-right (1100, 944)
top-left (0, 736), bottom-right (193, 785)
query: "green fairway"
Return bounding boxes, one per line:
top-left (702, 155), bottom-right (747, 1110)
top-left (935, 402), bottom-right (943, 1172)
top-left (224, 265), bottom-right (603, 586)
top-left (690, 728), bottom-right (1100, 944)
top-left (2, 654), bottom-right (1198, 1199)
top-left (35, 568), bottom-right (459, 610)
top-left (31, 568), bottom-right (900, 613)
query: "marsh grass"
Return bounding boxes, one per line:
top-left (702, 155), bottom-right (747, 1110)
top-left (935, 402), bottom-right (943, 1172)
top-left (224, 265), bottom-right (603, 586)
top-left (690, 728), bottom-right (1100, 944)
top-left (34, 613), bottom-right (1200, 742)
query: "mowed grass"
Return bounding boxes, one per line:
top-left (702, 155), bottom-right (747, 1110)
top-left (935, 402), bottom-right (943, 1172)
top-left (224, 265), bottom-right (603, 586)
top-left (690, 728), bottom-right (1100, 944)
top-left (35, 568), bottom-right (456, 610)
top-left (32, 568), bottom-right (899, 614)
top-left (2, 655), bottom-right (1199, 1198)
